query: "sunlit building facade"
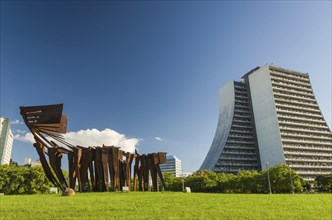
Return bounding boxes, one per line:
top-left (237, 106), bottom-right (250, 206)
top-left (0, 118), bottom-right (14, 165)
top-left (160, 155), bottom-right (182, 177)
top-left (200, 65), bottom-right (332, 182)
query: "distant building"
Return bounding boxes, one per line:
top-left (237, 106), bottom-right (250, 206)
top-left (160, 155), bottom-right (182, 177)
top-left (200, 65), bottom-right (332, 182)
top-left (24, 157), bottom-right (31, 165)
top-left (31, 160), bottom-right (42, 167)
top-left (24, 157), bottom-right (41, 167)
top-left (0, 118), bottom-right (14, 165)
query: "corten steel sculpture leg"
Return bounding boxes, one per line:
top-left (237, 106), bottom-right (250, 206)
top-left (124, 152), bottom-right (134, 190)
top-left (157, 152), bottom-right (167, 190)
top-left (33, 142), bottom-right (64, 191)
top-left (68, 151), bottom-right (75, 189)
top-left (73, 147), bottom-right (83, 192)
top-left (48, 147), bottom-right (68, 190)
top-left (108, 146), bottom-right (114, 191)
top-left (89, 148), bottom-right (96, 190)
top-left (49, 141), bottom-right (70, 189)
top-left (94, 147), bottom-right (105, 192)
top-left (79, 147), bottom-right (94, 192)
top-left (149, 153), bottom-right (159, 192)
top-left (102, 146), bottom-right (110, 192)
top-left (111, 147), bottom-right (121, 191)
top-left (119, 161), bottom-right (125, 190)
top-left (118, 150), bottom-right (124, 191)
top-left (138, 155), bottom-right (144, 191)
top-left (78, 147), bottom-right (87, 192)
top-left (141, 154), bottom-right (149, 191)
top-left (133, 153), bottom-right (140, 192)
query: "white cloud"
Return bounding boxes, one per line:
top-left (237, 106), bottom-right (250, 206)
top-left (14, 129), bottom-right (27, 134)
top-left (14, 128), bottom-right (139, 153)
top-left (10, 119), bottom-right (20, 125)
top-left (14, 133), bottom-right (35, 143)
top-left (154, 137), bottom-right (164, 141)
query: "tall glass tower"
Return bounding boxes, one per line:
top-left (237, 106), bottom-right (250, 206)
top-left (200, 65), bottom-right (332, 182)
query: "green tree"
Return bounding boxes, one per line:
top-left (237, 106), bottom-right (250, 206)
top-left (0, 164), bottom-right (52, 195)
top-left (162, 172), bottom-right (182, 191)
top-left (315, 174), bottom-right (332, 192)
top-left (235, 170), bottom-right (261, 193)
top-left (184, 170), bottom-right (217, 192)
top-left (161, 164), bottom-right (309, 194)
top-left (217, 173), bottom-right (237, 193)
top-left (265, 163), bottom-right (303, 193)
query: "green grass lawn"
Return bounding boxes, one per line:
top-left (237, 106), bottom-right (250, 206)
top-left (0, 192), bottom-right (331, 220)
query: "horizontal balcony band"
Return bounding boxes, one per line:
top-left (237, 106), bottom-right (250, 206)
top-left (274, 97), bottom-right (318, 108)
top-left (217, 163), bottom-right (258, 167)
top-left (234, 109), bottom-right (250, 113)
top-left (271, 81), bottom-right (313, 92)
top-left (275, 103), bottom-right (320, 113)
top-left (282, 139), bottom-right (331, 146)
top-left (277, 115), bottom-right (326, 124)
top-left (270, 71), bottom-right (310, 83)
top-left (272, 86), bottom-right (314, 97)
top-left (233, 114), bottom-right (251, 118)
top-left (232, 124), bottom-right (253, 128)
top-left (286, 158), bottom-right (332, 163)
top-left (272, 80), bottom-right (312, 92)
top-left (284, 151), bottom-right (332, 157)
top-left (279, 126), bottom-right (330, 135)
top-left (228, 134), bottom-right (254, 140)
top-left (230, 130), bottom-right (254, 134)
top-left (276, 108), bottom-right (323, 119)
top-left (234, 104), bottom-right (250, 108)
top-left (283, 145), bottom-right (332, 152)
top-left (270, 74), bottom-right (311, 87)
top-left (220, 157), bottom-right (258, 161)
top-left (233, 120), bottom-right (252, 124)
top-left (226, 140), bottom-right (255, 144)
top-left (294, 171), bottom-right (332, 175)
top-left (224, 146), bottom-right (256, 150)
top-left (279, 121), bottom-right (328, 129)
top-left (273, 91), bottom-right (316, 103)
top-left (290, 165), bottom-right (332, 169)
top-left (222, 151), bottom-right (257, 156)
top-left (281, 133), bottom-right (332, 141)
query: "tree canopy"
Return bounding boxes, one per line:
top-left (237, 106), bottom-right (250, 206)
top-left (163, 164), bottom-right (311, 193)
top-left (315, 174), bottom-right (332, 192)
top-left (0, 164), bottom-right (52, 194)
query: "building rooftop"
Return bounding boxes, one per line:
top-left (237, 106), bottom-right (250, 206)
top-left (166, 155), bottom-right (181, 161)
top-left (241, 65), bottom-right (309, 79)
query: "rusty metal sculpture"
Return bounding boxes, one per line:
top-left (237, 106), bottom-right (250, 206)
top-left (20, 104), bottom-right (167, 192)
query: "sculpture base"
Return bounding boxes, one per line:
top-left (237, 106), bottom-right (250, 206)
top-left (62, 188), bottom-right (75, 196)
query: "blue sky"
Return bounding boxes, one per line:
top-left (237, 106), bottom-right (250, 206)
top-left (1, 1), bottom-right (331, 173)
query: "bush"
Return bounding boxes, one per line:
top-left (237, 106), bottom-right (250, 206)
top-left (163, 164), bottom-right (309, 194)
top-left (315, 174), bottom-right (332, 192)
top-left (0, 164), bottom-right (52, 195)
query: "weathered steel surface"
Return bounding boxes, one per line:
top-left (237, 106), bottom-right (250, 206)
top-left (20, 104), bottom-right (167, 192)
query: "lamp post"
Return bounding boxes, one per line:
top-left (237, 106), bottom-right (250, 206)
top-left (266, 162), bottom-right (272, 194)
top-left (181, 170), bottom-right (185, 192)
top-left (288, 165), bottom-right (294, 194)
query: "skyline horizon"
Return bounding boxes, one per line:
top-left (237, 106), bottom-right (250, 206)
top-left (4, 63), bottom-right (332, 171)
